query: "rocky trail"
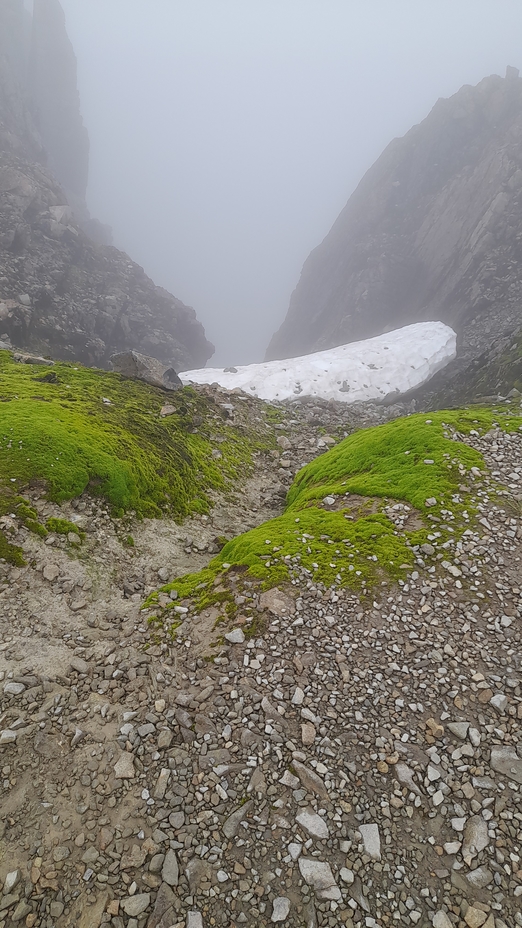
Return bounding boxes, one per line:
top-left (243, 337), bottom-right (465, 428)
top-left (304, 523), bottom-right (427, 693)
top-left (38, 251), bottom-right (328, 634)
top-left (1, 389), bottom-right (522, 928)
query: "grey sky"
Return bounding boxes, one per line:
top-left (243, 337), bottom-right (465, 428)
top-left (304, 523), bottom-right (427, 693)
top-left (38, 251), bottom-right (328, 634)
top-left (59, 0), bottom-right (522, 366)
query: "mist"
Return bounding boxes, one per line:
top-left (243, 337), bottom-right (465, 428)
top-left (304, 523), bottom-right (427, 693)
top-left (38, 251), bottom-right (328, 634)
top-left (59, 0), bottom-right (522, 366)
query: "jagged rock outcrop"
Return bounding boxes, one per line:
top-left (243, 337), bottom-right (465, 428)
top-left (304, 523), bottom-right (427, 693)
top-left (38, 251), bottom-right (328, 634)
top-left (267, 68), bottom-right (522, 371)
top-left (0, 0), bottom-right (214, 371)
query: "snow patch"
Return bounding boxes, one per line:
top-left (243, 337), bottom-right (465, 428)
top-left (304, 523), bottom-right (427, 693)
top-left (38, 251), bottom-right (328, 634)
top-left (181, 322), bottom-right (456, 404)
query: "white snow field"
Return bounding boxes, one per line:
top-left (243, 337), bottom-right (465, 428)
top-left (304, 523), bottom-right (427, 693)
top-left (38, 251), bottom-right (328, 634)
top-left (181, 321), bottom-right (456, 404)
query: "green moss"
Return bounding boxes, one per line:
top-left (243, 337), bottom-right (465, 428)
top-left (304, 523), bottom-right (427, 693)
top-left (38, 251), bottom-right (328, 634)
top-left (46, 517), bottom-right (84, 540)
top-left (0, 493), bottom-right (50, 562)
top-left (286, 408), bottom-right (489, 511)
top-left (0, 531), bottom-right (24, 566)
top-left (243, 612), bottom-right (268, 639)
top-left (0, 351), bottom-right (273, 520)
top-left (146, 406), bottom-right (522, 630)
top-left (46, 517), bottom-right (79, 535)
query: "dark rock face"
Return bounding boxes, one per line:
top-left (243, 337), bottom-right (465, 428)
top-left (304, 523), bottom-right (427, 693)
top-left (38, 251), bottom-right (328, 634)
top-left (267, 69), bottom-right (522, 369)
top-left (0, 0), bottom-right (214, 371)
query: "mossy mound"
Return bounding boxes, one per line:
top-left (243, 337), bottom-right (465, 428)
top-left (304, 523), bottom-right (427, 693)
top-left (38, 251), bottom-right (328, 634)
top-left (146, 406), bottom-right (522, 627)
top-left (0, 351), bottom-right (274, 562)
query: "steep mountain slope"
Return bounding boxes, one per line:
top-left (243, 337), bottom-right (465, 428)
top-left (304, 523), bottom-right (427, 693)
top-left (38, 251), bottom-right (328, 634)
top-left (267, 68), bottom-right (522, 373)
top-left (0, 0), bottom-right (214, 370)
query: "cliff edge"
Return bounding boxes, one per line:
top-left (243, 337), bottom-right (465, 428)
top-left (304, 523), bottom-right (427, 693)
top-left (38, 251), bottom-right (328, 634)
top-left (267, 68), bottom-right (522, 374)
top-left (0, 0), bottom-right (214, 370)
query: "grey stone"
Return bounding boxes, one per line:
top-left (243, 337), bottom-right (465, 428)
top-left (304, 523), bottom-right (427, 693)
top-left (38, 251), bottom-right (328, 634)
top-left (0, 729), bottom-right (17, 745)
top-left (43, 563), bottom-right (60, 582)
top-left (291, 761), bottom-right (329, 799)
top-left (147, 882), bottom-right (176, 928)
top-left (69, 656), bottom-right (90, 674)
top-left (447, 721), bottom-right (469, 739)
top-left (225, 628), bottom-right (245, 644)
top-left (3, 682), bottom-right (25, 696)
top-left (114, 752), bottom-right (135, 779)
top-left (259, 588), bottom-right (295, 616)
top-left (3, 870), bottom-right (20, 893)
top-left (187, 914), bottom-right (204, 928)
top-left (420, 543), bottom-right (435, 555)
top-left (111, 350), bottom-right (183, 391)
top-left (490, 745), bottom-right (522, 784)
top-left (169, 811), bottom-right (185, 829)
top-left (185, 858), bottom-right (211, 894)
top-left (10, 900), bottom-right (31, 922)
top-left (359, 823), bottom-right (381, 860)
top-left (161, 849), bottom-right (179, 886)
top-left (394, 762), bottom-right (422, 795)
top-left (120, 893), bottom-right (151, 917)
top-left (490, 693), bottom-right (508, 712)
top-left (223, 800), bottom-right (254, 838)
top-left (296, 810), bottom-right (329, 839)
top-left (271, 897), bottom-right (291, 922)
top-left (462, 815), bottom-right (489, 864)
top-left (291, 686), bottom-right (305, 705)
top-left (153, 768), bottom-right (170, 800)
top-left (52, 845), bottom-right (70, 862)
top-left (466, 866), bottom-right (493, 888)
top-left (298, 858), bottom-right (341, 901)
top-left (432, 914), bottom-right (453, 928)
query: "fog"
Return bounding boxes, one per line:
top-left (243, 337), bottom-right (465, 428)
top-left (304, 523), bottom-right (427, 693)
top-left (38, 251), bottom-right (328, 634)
top-left (59, 0), bottom-right (522, 366)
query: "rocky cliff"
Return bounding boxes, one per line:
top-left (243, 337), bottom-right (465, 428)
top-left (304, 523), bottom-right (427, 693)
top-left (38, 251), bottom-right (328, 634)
top-left (267, 68), bottom-right (522, 373)
top-left (0, 0), bottom-right (214, 370)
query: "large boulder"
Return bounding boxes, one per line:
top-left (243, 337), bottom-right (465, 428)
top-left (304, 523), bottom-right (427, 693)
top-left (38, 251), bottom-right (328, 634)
top-left (111, 350), bottom-right (183, 391)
